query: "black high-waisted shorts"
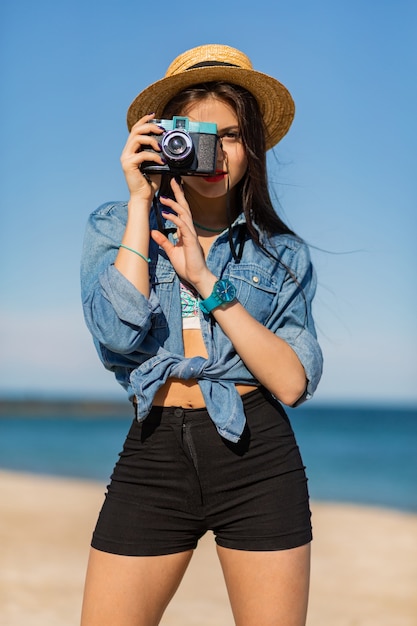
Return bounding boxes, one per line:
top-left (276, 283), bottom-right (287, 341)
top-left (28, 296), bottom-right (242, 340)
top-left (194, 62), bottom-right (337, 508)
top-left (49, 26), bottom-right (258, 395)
top-left (91, 388), bottom-right (312, 556)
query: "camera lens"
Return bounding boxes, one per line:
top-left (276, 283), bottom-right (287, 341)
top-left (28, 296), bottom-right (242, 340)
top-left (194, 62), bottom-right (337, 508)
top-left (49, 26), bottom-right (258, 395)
top-left (168, 135), bottom-right (188, 154)
top-left (161, 130), bottom-right (193, 164)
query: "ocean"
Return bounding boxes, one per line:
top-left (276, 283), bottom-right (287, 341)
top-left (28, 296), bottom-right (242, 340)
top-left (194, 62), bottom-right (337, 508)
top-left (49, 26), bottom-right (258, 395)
top-left (0, 403), bottom-right (416, 513)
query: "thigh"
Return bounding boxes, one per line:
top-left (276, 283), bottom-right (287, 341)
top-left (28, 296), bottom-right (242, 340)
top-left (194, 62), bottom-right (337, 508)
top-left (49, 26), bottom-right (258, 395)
top-left (216, 543), bottom-right (311, 626)
top-left (195, 390), bottom-right (312, 551)
top-left (80, 547), bottom-right (193, 626)
top-left (92, 412), bottom-right (206, 556)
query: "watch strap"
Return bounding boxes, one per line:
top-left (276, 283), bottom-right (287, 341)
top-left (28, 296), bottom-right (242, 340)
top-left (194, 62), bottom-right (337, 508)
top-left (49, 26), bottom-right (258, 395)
top-left (199, 292), bottom-right (222, 314)
top-left (199, 279), bottom-right (236, 314)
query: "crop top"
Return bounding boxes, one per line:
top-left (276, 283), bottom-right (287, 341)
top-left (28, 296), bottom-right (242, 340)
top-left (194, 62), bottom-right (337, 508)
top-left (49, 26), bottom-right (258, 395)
top-left (180, 281), bottom-right (201, 329)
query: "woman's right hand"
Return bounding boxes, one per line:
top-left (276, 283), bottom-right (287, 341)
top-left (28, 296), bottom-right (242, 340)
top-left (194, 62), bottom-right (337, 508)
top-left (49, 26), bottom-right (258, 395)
top-left (120, 113), bottom-right (165, 201)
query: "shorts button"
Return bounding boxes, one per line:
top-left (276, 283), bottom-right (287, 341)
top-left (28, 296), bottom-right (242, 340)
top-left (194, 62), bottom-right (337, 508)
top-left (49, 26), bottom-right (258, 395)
top-left (174, 408), bottom-right (183, 418)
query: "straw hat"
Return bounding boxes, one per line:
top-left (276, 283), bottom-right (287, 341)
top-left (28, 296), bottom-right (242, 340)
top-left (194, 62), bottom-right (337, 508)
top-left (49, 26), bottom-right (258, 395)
top-left (126, 44), bottom-right (295, 150)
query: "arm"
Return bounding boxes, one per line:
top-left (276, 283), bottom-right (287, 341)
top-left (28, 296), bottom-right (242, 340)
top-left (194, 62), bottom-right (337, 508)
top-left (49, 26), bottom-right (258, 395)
top-left (81, 115), bottom-right (167, 352)
top-left (114, 114), bottom-right (166, 297)
top-left (210, 301), bottom-right (308, 406)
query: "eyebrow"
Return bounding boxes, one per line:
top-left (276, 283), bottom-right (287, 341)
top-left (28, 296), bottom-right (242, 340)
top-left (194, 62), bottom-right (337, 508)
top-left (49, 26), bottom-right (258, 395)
top-left (217, 125), bottom-right (240, 134)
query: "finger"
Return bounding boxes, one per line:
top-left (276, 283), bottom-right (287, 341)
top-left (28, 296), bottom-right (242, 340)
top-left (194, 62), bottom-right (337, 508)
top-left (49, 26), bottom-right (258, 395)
top-left (158, 197), bottom-right (179, 222)
top-left (127, 119), bottom-right (163, 139)
top-left (159, 196), bottom-right (189, 221)
top-left (151, 229), bottom-right (175, 253)
top-left (160, 200), bottom-right (195, 238)
top-left (122, 133), bottom-right (162, 156)
top-left (130, 113), bottom-right (156, 129)
top-left (120, 152), bottom-right (163, 182)
top-left (129, 122), bottom-right (166, 146)
top-left (124, 116), bottom-right (166, 154)
top-left (168, 179), bottom-right (192, 215)
top-left (121, 144), bottom-right (165, 170)
top-left (170, 176), bottom-right (185, 199)
top-left (160, 211), bottom-right (196, 242)
top-left (169, 179), bottom-right (194, 223)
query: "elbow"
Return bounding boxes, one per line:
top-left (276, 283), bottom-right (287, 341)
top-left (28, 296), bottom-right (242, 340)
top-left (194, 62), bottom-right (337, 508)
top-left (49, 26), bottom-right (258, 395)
top-left (85, 315), bottom-right (148, 355)
top-left (97, 329), bottom-right (148, 355)
top-left (83, 301), bottom-right (151, 355)
top-left (279, 389), bottom-right (306, 408)
top-left (273, 376), bottom-right (308, 408)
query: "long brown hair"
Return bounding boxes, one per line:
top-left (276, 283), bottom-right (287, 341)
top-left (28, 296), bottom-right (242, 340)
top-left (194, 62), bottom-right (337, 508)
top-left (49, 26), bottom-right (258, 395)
top-left (161, 82), bottom-right (298, 246)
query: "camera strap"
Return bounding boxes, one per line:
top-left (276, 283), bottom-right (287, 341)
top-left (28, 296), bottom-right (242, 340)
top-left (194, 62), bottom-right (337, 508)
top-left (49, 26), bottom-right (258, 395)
top-left (225, 176), bottom-right (246, 263)
top-left (151, 196), bottom-right (178, 238)
top-left (152, 196), bottom-right (165, 232)
top-left (152, 190), bottom-right (246, 263)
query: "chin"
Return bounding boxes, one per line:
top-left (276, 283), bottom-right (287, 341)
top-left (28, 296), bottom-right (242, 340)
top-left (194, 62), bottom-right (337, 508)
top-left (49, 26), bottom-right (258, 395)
top-left (185, 180), bottom-right (229, 199)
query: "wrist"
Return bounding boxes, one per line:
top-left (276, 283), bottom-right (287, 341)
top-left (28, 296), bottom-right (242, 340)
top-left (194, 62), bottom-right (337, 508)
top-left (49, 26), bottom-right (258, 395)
top-left (128, 195), bottom-right (152, 212)
top-left (192, 272), bottom-right (217, 299)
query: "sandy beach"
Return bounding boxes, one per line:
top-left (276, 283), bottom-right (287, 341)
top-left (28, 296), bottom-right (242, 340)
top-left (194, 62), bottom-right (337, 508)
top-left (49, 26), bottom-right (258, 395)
top-left (1, 470), bottom-right (416, 626)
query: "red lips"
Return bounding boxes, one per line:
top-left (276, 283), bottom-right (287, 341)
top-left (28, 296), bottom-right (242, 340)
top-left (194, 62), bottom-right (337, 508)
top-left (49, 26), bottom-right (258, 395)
top-left (203, 170), bottom-right (227, 183)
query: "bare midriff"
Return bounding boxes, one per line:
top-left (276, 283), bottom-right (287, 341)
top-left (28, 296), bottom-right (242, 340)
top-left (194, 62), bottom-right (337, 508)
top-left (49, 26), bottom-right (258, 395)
top-left (153, 328), bottom-right (257, 408)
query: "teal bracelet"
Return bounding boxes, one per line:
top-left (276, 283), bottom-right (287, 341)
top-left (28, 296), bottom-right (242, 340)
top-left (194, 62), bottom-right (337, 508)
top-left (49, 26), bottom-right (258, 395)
top-left (119, 244), bottom-right (150, 264)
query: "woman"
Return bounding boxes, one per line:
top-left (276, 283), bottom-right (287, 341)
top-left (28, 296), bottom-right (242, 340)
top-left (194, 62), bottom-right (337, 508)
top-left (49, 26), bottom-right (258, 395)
top-left (80, 44), bottom-right (323, 626)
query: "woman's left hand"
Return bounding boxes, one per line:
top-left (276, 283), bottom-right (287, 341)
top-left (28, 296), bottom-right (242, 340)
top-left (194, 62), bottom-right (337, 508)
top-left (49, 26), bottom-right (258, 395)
top-left (151, 178), bottom-right (215, 294)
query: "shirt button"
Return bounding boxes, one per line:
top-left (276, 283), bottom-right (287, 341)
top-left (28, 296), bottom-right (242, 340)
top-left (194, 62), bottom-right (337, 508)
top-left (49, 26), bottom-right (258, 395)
top-left (252, 276), bottom-right (259, 283)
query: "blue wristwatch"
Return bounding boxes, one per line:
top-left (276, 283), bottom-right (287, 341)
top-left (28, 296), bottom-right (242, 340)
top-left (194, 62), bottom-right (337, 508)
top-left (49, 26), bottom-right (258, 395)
top-left (199, 279), bottom-right (237, 314)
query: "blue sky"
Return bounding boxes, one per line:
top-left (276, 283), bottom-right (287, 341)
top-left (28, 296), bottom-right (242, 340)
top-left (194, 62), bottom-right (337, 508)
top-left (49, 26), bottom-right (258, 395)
top-left (1, 0), bottom-right (416, 404)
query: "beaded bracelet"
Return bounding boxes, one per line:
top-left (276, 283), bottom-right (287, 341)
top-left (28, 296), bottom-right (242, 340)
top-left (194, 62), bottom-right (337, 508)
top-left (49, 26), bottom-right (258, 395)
top-left (119, 244), bottom-right (150, 264)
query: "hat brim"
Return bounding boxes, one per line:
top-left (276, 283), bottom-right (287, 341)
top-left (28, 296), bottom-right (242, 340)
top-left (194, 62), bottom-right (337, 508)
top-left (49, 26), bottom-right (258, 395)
top-left (126, 66), bottom-right (295, 150)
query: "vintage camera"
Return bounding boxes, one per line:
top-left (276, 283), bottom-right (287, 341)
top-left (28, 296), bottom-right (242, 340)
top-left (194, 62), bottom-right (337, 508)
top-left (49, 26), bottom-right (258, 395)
top-left (141, 116), bottom-right (218, 176)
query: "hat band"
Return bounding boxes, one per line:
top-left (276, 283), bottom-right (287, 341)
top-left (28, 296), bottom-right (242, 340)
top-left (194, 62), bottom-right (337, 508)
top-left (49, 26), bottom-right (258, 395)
top-left (186, 60), bottom-right (240, 70)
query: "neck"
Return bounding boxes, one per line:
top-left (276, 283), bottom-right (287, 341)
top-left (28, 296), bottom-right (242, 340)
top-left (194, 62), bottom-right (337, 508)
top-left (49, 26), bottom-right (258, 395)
top-left (184, 186), bottom-right (238, 232)
top-left (193, 220), bottom-right (226, 233)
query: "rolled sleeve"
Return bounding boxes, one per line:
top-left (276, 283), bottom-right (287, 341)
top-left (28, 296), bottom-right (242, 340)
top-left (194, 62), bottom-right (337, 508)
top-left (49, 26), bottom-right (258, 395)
top-left (100, 265), bottom-right (160, 328)
top-left (267, 239), bottom-right (323, 404)
top-left (276, 326), bottom-right (323, 402)
top-left (81, 202), bottom-right (160, 354)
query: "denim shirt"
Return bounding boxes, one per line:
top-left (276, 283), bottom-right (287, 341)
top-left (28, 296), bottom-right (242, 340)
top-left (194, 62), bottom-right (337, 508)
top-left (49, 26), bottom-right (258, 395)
top-left (81, 201), bottom-right (323, 442)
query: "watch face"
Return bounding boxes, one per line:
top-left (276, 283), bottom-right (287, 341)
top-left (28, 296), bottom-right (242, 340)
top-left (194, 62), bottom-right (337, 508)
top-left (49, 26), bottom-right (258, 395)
top-left (214, 279), bottom-right (236, 303)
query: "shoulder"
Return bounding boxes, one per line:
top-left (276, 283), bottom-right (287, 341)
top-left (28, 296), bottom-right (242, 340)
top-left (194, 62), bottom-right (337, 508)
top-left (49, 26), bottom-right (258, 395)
top-left (83, 202), bottom-right (129, 250)
top-left (265, 232), bottom-right (307, 251)
top-left (257, 232), bottom-right (312, 268)
top-left (89, 200), bottom-right (128, 220)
